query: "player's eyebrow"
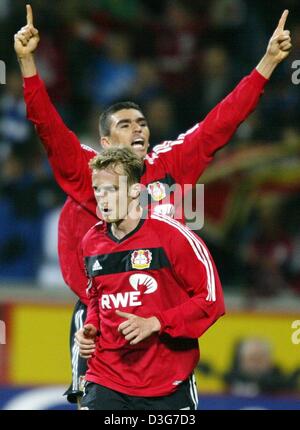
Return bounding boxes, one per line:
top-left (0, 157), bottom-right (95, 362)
top-left (116, 117), bottom-right (147, 127)
top-left (116, 119), bottom-right (130, 127)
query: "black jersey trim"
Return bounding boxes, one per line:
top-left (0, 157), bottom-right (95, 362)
top-left (107, 215), bottom-right (146, 244)
top-left (85, 247), bottom-right (171, 277)
top-left (145, 173), bottom-right (176, 188)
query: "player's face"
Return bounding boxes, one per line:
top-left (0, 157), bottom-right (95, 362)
top-left (92, 166), bottom-right (134, 223)
top-left (101, 109), bottom-right (150, 160)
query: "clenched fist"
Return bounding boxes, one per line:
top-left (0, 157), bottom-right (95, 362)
top-left (75, 324), bottom-right (98, 359)
top-left (14, 4), bottom-right (39, 58)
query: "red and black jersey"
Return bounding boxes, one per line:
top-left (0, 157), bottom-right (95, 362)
top-left (23, 70), bottom-right (268, 301)
top-left (82, 212), bottom-right (225, 397)
top-left (58, 197), bottom-right (97, 304)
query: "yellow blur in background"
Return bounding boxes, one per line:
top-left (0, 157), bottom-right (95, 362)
top-left (5, 303), bottom-right (299, 392)
top-left (9, 304), bottom-right (73, 385)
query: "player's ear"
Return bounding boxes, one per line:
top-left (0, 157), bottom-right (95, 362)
top-left (129, 183), bottom-right (141, 199)
top-left (101, 136), bottom-right (111, 149)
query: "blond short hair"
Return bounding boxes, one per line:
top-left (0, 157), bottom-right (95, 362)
top-left (89, 146), bottom-right (143, 184)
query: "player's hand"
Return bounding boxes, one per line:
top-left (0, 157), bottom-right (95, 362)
top-left (75, 324), bottom-right (98, 359)
top-left (266, 10), bottom-right (292, 64)
top-left (116, 310), bottom-right (161, 345)
top-left (14, 4), bottom-right (40, 58)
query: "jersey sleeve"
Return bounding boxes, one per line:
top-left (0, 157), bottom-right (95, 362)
top-left (152, 69), bottom-right (268, 186)
top-left (23, 74), bottom-right (97, 215)
top-left (84, 278), bottom-right (100, 330)
top-left (152, 216), bottom-right (225, 339)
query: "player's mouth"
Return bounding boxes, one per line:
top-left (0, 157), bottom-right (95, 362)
top-left (131, 137), bottom-right (145, 149)
top-left (101, 208), bottom-right (112, 215)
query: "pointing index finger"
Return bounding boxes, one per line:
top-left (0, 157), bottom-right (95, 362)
top-left (116, 310), bottom-right (132, 319)
top-left (26, 4), bottom-right (33, 26)
top-left (277, 9), bottom-right (289, 32)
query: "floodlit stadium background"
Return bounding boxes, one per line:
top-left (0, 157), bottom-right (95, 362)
top-left (0, 0), bottom-right (300, 410)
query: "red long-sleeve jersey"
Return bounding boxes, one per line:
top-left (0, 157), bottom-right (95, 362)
top-left (23, 70), bottom-right (267, 303)
top-left (82, 212), bottom-right (225, 397)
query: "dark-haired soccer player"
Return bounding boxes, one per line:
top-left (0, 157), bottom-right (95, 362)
top-left (14, 4), bottom-right (292, 404)
top-left (77, 146), bottom-right (224, 410)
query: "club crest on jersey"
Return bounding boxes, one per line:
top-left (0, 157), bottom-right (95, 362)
top-left (131, 249), bottom-right (152, 270)
top-left (147, 181), bottom-right (166, 202)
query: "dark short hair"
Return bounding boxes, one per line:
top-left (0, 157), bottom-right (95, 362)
top-left (89, 146), bottom-right (143, 184)
top-left (99, 101), bottom-right (143, 137)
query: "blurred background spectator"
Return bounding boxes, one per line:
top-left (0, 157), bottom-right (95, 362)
top-left (198, 337), bottom-right (299, 397)
top-left (223, 338), bottom-right (294, 396)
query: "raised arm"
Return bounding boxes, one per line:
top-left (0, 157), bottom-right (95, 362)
top-left (155, 11), bottom-right (292, 187)
top-left (14, 5), bottom-right (97, 215)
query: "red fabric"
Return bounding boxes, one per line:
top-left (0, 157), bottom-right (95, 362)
top-left (58, 198), bottom-right (98, 305)
top-left (82, 213), bottom-right (225, 396)
top-left (23, 70), bottom-right (267, 301)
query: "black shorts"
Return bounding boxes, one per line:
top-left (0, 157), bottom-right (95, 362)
top-left (80, 375), bottom-right (198, 410)
top-left (64, 300), bottom-right (88, 403)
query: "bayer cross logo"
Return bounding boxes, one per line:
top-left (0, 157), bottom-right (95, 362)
top-left (147, 181), bottom-right (166, 202)
top-left (131, 249), bottom-right (152, 270)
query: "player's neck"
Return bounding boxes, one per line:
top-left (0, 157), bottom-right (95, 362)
top-left (111, 205), bottom-right (143, 240)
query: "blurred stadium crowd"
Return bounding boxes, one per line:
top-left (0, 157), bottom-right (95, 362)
top-left (1, 0), bottom-right (300, 298)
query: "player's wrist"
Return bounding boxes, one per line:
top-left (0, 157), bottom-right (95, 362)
top-left (17, 52), bottom-right (35, 61)
top-left (150, 316), bottom-right (161, 333)
top-left (264, 51), bottom-right (280, 65)
top-left (18, 54), bottom-right (37, 78)
top-left (256, 54), bottom-right (278, 79)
